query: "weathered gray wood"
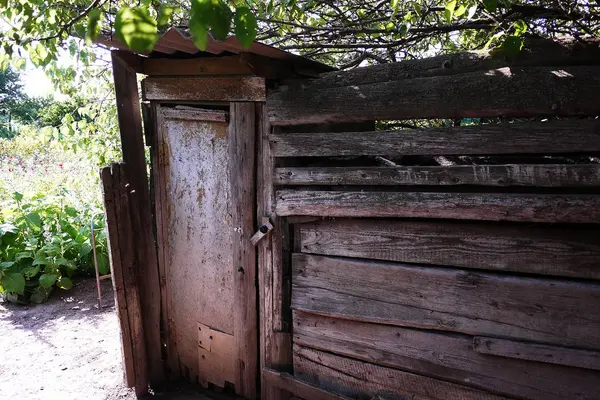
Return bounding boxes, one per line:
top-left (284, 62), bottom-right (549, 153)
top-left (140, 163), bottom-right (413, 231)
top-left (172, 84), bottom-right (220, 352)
top-left (267, 66), bottom-right (600, 125)
top-left (275, 164), bottom-right (600, 187)
top-left (473, 337), bottom-right (600, 371)
top-left (256, 105), bottom-right (293, 400)
top-left (142, 55), bottom-right (255, 76)
top-left (292, 254), bottom-right (600, 349)
top-left (160, 108), bottom-right (234, 381)
top-left (276, 190), bottom-right (600, 223)
top-left (101, 164), bottom-right (148, 396)
top-left (311, 38), bottom-right (600, 88)
top-left (294, 345), bottom-right (510, 400)
top-left (143, 76), bottom-right (266, 101)
top-left (263, 369), bottom-right (351, 400)
top-left (294, 312), bottom-right (600, 400)
top-left (298, 219), bottom-right (600, 280)
top-left (269, 120), bottom-right (600, 157)
top-left (230, 102), bottom-right (258, 399)
top-left (112, 52), bottom-right (163, 389)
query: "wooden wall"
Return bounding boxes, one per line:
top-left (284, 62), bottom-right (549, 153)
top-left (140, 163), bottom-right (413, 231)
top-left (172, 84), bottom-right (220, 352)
top-left (261, 40), bottom-right (600, 400)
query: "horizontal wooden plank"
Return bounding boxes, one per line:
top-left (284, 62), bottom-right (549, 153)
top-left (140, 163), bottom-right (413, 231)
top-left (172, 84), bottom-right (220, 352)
top-left (143, 76), bottom-right (265, 101)
top-left (292, 254), bottom-right (600, 349)
top-left (275, 164), bottom-right (600, 187)
top-left (294, 345), bottom-right (510, 400)
top-left (310, 38), bottom-right (600, 88)
top-left (294, 312), bottom-right (600, 400)
top-left (276, 190), bottom-right (600, 223)
top-left (473, 337), bottom-right (600, 371)
top-left (161, 108), bottom-right (228, 122)
top-left (297, 219), bottom-right (600, 280)
top-left (268, 66), bottom-right (600, 125)
top-left (142, 56), bottom-right (255, 76)
top-left (262, 368), bottom-right (351, 400)
top-left (269, 120), bottom-right (600, 157)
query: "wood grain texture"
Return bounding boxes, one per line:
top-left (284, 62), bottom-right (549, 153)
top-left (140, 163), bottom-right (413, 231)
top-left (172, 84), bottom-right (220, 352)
top-left (269, 120), bottom-right (600, 157)
top-left (294, 345), bottom-right (510, 400)
top-left (268, 66), bottom-right (600, 125)
top-left (294, 312), bottom-right (600, 400)
top-left (292, 254), bottom-right (600, 349)
top-left (263, 369), bottom-right (351, 400)
top-left (198, 323), bottom-right (236, 388)
top-left (112, 52), bottom-right (163, 388)
top-left (473, 337), bottom-right (600, 371)
top-left (275, 190), bottom-right (600, 223)
top-left (297, 219), bottom-right (600, 280)
top-left (101, 164), bottom-right (148, 396)
top-left (160, 108), bottom-right (234, 381)
top-left (309, 38), bottom-right (600, 88)
top-left (142, 56), bottom-right (254, 76)
top-left (230, 103), bottom-right (258, 399)
top-left (256, 105), bottom-right (293, 400)
top-left (143, 76), bottom-right (266, 101)
top-left (275, 164), bottom-right (600, 187)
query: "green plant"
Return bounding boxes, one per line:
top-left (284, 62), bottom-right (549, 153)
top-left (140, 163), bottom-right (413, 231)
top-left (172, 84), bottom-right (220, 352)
top-left (0, 191), bottom-right (109, 303)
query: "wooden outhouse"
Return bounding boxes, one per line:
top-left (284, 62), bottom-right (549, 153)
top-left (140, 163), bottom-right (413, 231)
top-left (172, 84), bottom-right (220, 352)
top-left (103, 29), bottom-right (600, 400)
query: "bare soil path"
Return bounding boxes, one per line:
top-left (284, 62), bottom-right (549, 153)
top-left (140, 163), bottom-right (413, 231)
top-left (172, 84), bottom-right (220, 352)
top-left (0, 278), bottom-right (136, 400)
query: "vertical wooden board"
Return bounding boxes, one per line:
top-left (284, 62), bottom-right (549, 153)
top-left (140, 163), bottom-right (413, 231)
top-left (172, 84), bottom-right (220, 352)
top-left (292, 254), bottom-right (600, 349)
top-left (293, 345), bottom-right (510, 400)
top-left (112, 51), bottom-right (163, 388)
top-left (297, 219), bottom-right (600, 280)
top-left (293, 312), bottom-right (600, 400)
top-left (256, 105), bottom-right (293, 400)
top-left (230, 102), bottom-right (258, 399)
top-left (101, 166), bottom-right (135, 388)
top-left (160, 108), bottom-right (234, 380)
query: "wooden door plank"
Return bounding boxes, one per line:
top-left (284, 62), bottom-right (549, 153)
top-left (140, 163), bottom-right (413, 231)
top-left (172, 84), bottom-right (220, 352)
top-left (230, 103), bottom-right (258, 399)
top-left (275, 190), bottom-right (600, 223)
top-left (294, 345), bottom-right (511, 400)
top-left (267, 66), bottom-right (600, 125)
top-left (473, 336), bottom-right (600, 371)
top-left (294, 312), bottom-right (600, 400)
top-left (256, 105), bottom-right (293, 400)
top-left (143, 76), bottom-right (266, 101)
top-left (269, 120), bottom-right (600, 157)
top-left (111, 52), bottom-right (163, 388)
top-left (274, 164), bottom-right (600, 187)
top-left (101, 164), bottom-right (148, 396)
top-left (297, 219), bottom-right (600, 280)
top-left (263, 369), bottom-right (352, 400)
top-left (292, 254), bottom-right (600, 349)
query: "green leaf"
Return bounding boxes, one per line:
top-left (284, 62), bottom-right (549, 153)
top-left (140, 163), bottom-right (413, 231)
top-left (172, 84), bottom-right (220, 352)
top-left (56, 276), bottom-right (73, 290)
top-left (0, 261), bottom-right (14, 270)
top-left (26, 212), bottom-right (42, 229)
top-left (39, 273), bottom-right (58, 288)
top-left (86, 8), bottom-right (102, 45)
top-left (97, 252), bottom-right (110, 275)
top-left (30, 285), bottom-right (52, 304)
top-left (65, 206), bottom-right (78, 217)
top-left (189, 11), bottom-right (209, 50)
top-left (115, 7), bottom-right (159, 52)
top-left (467, 4), bottom-right (477, 19)
top-left (454, 5), bottom-right (466, 17)
top-left (22, 266), bottom-right (40, 278)
top-left (157, 5), bottom-right (175, 30)
top-left (190, 0), bottom-right (233, 44)
top-left (79, 242), bottom-right (92, 258)
top-left (13, 192), bottom-right (23, 202)
top-left (1, 272), bottom-right (25, 294)
top-left (514, 20), bottom-right (528, 36)
top-left (483, 0), bottom-right (497, 12)
top-left (234, 7), bottom-right (258, 48)
top-left (503, 36), bottom-right (524, 56)
top-left (391, 0), bottom-right (399, 9)
top-left (444, 1), bottom-right (456, 23)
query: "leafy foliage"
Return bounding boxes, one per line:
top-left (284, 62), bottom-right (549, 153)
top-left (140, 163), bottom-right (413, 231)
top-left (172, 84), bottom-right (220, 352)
top-left (0, 192), bottom-right (109, 303)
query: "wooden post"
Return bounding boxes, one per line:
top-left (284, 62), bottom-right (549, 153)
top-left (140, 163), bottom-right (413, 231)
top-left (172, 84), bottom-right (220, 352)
top-left (111, 51), bottom-right (164, 390)
top-left (101, 164), bottom-right (148, 397)
top-left (230, 102), bottom-right (259, 398)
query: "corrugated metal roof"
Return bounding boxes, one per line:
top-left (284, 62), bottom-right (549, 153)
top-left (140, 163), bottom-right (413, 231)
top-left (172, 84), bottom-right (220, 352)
top-left (98, 27), bottom-right (335, 72)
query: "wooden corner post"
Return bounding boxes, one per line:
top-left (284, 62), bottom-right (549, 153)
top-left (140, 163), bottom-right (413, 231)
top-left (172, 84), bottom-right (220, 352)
top-left (111, 51), bottom-right (164, 392)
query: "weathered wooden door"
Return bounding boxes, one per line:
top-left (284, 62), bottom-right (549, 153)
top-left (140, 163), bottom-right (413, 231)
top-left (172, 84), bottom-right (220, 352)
top-left (153, 104), bottom-right (257, 397)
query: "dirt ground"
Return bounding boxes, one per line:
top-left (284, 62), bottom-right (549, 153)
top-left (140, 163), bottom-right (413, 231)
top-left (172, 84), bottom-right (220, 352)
top-left (0, 278), bottom-right (136, 400)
